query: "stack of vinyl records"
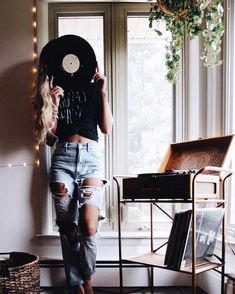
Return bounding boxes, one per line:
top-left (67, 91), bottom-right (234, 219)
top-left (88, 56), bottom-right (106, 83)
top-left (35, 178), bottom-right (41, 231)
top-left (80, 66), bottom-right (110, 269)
top-left (164, 208), bottom-right (224, 270)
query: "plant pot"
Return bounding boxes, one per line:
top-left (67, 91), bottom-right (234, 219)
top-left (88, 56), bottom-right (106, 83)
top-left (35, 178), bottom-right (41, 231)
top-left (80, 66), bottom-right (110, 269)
top-left (158, 0), bottom-right (212, 19)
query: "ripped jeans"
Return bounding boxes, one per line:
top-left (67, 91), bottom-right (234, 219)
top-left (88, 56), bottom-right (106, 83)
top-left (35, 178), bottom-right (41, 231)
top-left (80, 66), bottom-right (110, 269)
top-left (50, 141), bottom-right (105, 287)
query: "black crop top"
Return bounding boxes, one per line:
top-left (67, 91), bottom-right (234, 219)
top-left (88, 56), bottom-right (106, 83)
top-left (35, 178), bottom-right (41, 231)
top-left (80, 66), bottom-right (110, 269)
top-left (56, 83), bottom-right (101, 142)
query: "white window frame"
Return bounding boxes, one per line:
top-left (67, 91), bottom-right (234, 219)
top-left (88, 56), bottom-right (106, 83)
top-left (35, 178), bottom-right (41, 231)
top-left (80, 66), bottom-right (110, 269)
top-left (224, 0), bottom-right (235, 229)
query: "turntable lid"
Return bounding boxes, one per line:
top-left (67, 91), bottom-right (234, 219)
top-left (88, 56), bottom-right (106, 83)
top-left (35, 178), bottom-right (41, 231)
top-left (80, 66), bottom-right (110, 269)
top-left (158, 135), bottom-right (235, 172)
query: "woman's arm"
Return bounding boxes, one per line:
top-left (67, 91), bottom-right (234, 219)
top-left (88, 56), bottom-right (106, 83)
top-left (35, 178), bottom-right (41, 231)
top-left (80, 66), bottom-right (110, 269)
top-left (99, 89), bottom-right (113, 134)
top-left (93, 66), bottom-right (113, 135)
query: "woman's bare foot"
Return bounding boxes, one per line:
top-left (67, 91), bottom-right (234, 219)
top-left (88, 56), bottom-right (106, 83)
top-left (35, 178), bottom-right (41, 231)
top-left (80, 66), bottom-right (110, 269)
top-left (83, 276), bottom-right (94, 294)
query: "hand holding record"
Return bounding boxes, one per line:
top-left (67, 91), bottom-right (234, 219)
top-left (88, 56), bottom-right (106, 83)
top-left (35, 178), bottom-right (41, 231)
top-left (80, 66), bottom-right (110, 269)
top-left (93, 64), bottom-right (106, 92)
top-left (49, 76), bottom-right (64, 108)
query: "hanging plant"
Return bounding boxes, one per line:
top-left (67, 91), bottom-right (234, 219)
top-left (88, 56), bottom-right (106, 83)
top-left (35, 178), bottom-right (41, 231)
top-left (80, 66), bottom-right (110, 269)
top-left (149, 0), bottom-right (224, 83)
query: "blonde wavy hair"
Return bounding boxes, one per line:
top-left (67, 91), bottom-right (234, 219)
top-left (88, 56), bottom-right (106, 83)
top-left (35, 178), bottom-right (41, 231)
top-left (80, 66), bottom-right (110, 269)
top-left (33, 59), bottom-right (56, 144)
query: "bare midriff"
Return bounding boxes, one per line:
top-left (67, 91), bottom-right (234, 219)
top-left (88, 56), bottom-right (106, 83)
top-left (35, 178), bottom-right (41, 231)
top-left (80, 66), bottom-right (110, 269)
top-left (65, 134), bottom-right (97, 144)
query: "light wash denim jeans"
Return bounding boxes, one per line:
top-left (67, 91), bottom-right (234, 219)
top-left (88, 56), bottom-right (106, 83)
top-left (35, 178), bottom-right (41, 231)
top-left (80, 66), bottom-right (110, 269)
top-left (50, 141), bottom-right (105, 287)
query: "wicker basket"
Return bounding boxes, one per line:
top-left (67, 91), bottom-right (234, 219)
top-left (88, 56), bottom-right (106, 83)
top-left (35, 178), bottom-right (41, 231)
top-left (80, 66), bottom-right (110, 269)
top-left (0, 252), bottom-right (40, 293)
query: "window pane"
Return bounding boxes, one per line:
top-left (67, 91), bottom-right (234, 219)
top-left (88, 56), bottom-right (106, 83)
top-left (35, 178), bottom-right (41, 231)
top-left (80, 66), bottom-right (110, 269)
top-left (125, 15), bottom-right (174, 227)
top-left (127, 16), bottom-right (173, 175)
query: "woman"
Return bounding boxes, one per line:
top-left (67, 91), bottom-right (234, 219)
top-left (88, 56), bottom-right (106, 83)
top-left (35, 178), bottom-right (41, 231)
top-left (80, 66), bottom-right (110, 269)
top-left (33, 36), bottom-right (113, 294)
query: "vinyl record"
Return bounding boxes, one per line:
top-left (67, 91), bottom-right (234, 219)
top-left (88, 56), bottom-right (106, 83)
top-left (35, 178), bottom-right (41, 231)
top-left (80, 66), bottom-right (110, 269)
top-left (39, 34), bottom-right (97, 89)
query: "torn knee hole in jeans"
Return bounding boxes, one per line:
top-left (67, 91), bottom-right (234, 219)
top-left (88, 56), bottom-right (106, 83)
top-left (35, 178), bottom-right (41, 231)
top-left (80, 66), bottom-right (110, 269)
top-left (50, 181), bottom-right (69, 197)
top-left (79, 178), bottom-right (103, 199)
top-left (80, 186), bottom-right (96, 198)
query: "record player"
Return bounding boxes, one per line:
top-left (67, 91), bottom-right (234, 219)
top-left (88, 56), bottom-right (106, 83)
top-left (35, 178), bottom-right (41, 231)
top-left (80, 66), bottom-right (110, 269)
top-left (122, 135), bottom-right (234, 200)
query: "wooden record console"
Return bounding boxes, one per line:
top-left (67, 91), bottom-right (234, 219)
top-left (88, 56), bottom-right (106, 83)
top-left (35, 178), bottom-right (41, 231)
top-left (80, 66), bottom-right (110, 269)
top-left (115, 135), bottom-right (234, 294)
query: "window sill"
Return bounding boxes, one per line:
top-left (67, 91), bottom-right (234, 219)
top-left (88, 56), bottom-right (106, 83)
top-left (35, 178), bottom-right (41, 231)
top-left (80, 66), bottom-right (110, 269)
top-left (36, 230), bottom-right (169, 239)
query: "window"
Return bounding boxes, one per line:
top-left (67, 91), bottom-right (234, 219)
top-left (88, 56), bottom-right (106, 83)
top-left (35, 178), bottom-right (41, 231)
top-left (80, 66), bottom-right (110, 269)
top-left (48, 3), bottom-right (177, 232)
top-left (127, 15), bottom-right (173, 174)
top-left (123, 13), bottom-right (174, 229)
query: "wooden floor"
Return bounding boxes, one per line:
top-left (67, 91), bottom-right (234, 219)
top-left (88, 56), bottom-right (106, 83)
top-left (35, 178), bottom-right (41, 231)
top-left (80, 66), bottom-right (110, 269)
top-left (41, 286), bottom-right (207, 294)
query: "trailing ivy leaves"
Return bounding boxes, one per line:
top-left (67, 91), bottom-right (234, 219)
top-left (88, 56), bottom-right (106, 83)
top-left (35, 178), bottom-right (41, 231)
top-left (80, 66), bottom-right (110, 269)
top-left (201, 0), bottom-right (224, 67)
top-left (149, 0), bottom-right (224, 83)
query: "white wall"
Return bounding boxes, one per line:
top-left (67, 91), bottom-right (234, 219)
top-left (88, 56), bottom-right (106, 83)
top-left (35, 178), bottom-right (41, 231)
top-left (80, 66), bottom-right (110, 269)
top-left (0, 0), bottom-right (41, 253)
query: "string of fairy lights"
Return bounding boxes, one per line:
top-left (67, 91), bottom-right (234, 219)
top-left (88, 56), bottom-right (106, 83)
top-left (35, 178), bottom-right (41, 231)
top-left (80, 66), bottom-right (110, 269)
top-left (0, 0), bottom-right (40, 169)
top-left (32, 0), bottom-right (40, 169)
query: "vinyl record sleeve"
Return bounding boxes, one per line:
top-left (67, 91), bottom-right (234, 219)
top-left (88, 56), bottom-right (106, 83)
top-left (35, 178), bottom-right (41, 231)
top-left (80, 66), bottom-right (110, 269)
top-left (164, 210), bottom-right (191, 268)
top-left (180, 208), bottom-right (224, 269)
top-left (164, 208), bottom-right (224, 270)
